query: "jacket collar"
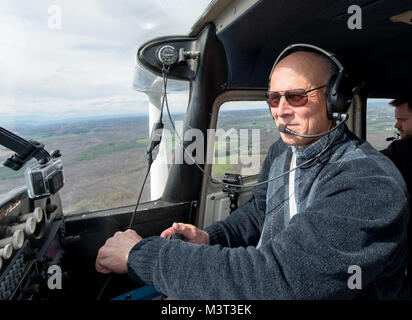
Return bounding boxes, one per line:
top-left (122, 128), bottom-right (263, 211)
top-left (291, 123), bottom-right (347, 165)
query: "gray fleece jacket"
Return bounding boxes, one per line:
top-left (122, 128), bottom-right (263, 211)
top-left (127, 125), bottom-right (411, 299)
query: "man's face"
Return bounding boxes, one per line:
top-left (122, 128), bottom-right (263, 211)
top-left (269, 52), bottom-right (333, 148)
top-left (394, 103), bottom-right (412, 139)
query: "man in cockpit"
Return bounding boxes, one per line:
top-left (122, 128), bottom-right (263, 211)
top-left (96, 45), bottom-right (410, 299)
top-left (382, 96), bottom-right (412, 193)
top-left (382, 96), bottom-right (412, 284)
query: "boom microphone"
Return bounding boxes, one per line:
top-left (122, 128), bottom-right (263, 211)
top-left (386, 133), bottom-right (400, 141)
top-left (278, 114), bottom-right (348, 138)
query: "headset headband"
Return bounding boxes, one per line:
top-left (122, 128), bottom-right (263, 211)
top-left (268, 43), bottom-right (353, 120)
top-left (268, 43), bottom-right (345, 92)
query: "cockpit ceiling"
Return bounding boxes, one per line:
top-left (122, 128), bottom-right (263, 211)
top-left (204, 0), bottom-right (412, 98)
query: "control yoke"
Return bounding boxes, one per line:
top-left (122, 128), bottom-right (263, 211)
top-left (0, 127), bottom-right (51, 171)
top-left (0, 127), bottom-right (64, 199)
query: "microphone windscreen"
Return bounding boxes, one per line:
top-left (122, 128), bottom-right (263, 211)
top-left (278, 124), bottom-right (286, 133)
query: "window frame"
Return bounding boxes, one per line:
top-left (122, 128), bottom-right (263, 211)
top-left (207, 89), bottom-right (269, 183)
top-left (196, 89), bottom-right (267, 227)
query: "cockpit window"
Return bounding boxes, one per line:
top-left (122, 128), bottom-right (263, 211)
top-left (0, 1), bottom-right (208, 216)
top-left (211, 101), bottom-right (279, 180)
top-left (366, 99), bottom-right (396, 151)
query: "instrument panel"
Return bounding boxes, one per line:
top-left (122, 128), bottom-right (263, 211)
top-left (0, 186), bottom-right (65, 300)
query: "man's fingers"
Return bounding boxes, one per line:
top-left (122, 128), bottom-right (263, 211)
top-left (160, 226), bottom-right (175, 238)
top-left (174, 223), bottom-right (198, 239)
top-left (96, 262), bottom-right (111, 274)
top-left (125, 229), bottom-right (137, 236)
top-left (161, 222), bottom-right (209, 244)
top-left (96, 260), bottom-right (111, 274)
top-left (96, 250), bottom-right (111, 274)
top-left (95, 229), bottom-right (141, 275)
top-left (161, 223), bottom-right (184, 238)
top-left (124, 229), bottom-right (142, 241)
top-left (160, 223), bottom-right (200, 240)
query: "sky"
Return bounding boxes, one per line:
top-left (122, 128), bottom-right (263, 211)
top-left (0, 0), bottom-right (211, 124)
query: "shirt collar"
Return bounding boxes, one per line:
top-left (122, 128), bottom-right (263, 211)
top-left (291, 123), bottom-right (346, 164)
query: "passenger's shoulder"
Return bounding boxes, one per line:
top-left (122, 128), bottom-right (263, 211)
top-left (391, 138), bottom-right (412, 155)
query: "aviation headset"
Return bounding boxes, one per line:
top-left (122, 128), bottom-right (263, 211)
top-left (268, 43), bottom-right (353, 120)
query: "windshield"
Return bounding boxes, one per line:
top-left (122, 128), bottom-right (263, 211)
top-left (0, 0), bottom-right (210, 215)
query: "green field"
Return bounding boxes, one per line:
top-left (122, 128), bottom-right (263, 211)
top-left (0, 161), bottom-right (35, 180)
top-left (75, 139), bottom-right (148, 161)
top-left (366, 121), bottom-right (395, 133)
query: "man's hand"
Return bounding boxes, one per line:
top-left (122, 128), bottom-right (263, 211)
top-left (160, 222), bottom-right (210, 245)
top-left (95, 229), bottom-right (143, 274)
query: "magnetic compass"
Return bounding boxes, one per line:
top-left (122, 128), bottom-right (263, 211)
top-left (157, 45), bottom-right (178, 66)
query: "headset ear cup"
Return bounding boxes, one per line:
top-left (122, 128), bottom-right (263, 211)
top-left (326, 74), bottom-right (353, 119)
top-left (326, 75), bottom-right (337, 120)
top-left (337, 75), bottom-right (353, 115)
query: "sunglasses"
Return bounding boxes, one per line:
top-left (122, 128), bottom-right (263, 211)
top-left (266, 85), bottom-right (326, 108)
